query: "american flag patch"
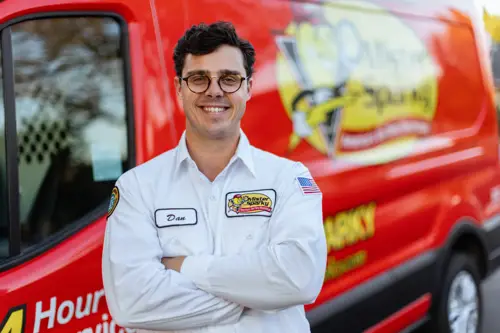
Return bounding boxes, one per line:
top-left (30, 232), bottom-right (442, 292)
top-left (297, 177), bottom-right (321, 195)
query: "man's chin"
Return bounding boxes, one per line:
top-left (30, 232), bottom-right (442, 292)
top-left (203, 126), bottom-right (239, 140)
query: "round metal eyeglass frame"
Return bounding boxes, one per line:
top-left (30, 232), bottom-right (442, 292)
top-left (181, 74), bottom-right (249, 94)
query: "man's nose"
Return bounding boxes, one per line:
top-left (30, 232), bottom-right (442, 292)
top-left (205, 77), bottom-right (224, 97)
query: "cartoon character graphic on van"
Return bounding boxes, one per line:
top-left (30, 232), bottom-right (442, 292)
top-left (275, 0), bottom-right (440, 165)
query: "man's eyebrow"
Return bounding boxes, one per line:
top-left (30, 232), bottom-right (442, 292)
top-left (184, 70), bottom-right (209, 77)
top-left (219, 69), bottom-right (244, 76)
top-left (183, 69), bottom-right (245, 77)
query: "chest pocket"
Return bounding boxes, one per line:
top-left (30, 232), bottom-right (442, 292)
top-left (224, 216), bottom-right (271, 254)
top-left (154, 208), bottom-right (210, 257)
top-left (223, 189), bottom-right (276, 254)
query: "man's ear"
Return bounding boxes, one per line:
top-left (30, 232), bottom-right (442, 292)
top-left (174, 76), bottom-right (182, 95)
top-left (246, 77), bottom-right (253, 101)
top-left (174, 76), bottom-right (183, 108)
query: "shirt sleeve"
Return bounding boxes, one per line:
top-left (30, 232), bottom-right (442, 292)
top-left (101, 171), bottom-right (244, 331)
top-left (180, 162), bottom-right (328, 311)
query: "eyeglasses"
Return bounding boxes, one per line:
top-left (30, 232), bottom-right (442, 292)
top-left (181, 73), bottom-right (248, 94)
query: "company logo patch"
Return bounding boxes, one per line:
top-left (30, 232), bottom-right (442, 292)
top-left (107, 186), bottom-right (119, 218)
top-left (226, 189), bottom-right (276, 218)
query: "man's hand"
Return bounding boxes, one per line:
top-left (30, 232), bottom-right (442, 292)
top-left (162, 256), bottom-right (186, 272)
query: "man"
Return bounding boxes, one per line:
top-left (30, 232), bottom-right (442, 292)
top-left (102, 21), bottom-right (327, 333)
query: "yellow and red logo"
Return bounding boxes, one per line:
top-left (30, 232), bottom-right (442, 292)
top-left (275, 0), bottom-right (439, 165)
top-left (226, 190), bottom-right (275, 217)
top-left (107, 186), bottom-right (119, 219)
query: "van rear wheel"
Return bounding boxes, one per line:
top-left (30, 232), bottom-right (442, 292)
top-left (430, 252), bottom-right (483, 333)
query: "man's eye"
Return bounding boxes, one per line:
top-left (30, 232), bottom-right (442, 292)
top-left (190, 76), bottom-right (206, 84)
top-left (222, 76), bottom-right (238, 84)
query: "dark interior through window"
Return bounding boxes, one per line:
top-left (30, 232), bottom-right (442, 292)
top-left (0, 16), bottom-right (131, 258)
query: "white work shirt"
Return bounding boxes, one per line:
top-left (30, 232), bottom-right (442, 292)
top-left (102, 130), bottom-right (327, 333)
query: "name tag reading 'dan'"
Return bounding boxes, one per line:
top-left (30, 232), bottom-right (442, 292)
top-left (155, 208), bottom-right (198, 228)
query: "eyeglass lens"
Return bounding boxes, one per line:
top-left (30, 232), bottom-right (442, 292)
top-left (187, 74), bottom-right (243, 93)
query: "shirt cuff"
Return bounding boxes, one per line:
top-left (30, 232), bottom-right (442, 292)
top-left (180, 255), bottom-right (213, 290)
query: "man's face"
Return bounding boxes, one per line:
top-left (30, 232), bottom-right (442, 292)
top-left (175, 45), bottom-right (253, 139)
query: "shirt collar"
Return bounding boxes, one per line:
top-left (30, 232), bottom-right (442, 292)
top-left (175, 131), bottom-right (191, 169)
top-left (175, 129), bottom-right (256, 176)
top-left (234, 129), bottom-right (256, 176)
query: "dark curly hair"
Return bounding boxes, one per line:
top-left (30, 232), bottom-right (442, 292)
top-left (173, 21), bottom-right (256, 78)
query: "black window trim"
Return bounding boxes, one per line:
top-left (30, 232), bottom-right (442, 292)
top-left (0, 10), bottom-right (136, 272)
top-left (2, 26), bottom-right (20, 258)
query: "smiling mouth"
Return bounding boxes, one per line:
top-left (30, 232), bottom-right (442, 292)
top-left (199, 106), bottom-right (230, 113)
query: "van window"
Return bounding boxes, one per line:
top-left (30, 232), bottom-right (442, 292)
top-left (6, 17), bottom-right (130, 253)
top-left (0, 46), bottom-right (7, 258)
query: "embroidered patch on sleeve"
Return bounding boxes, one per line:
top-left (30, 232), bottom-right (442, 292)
top-left (107, 186), bottom-right (120, 218)
top-left (226, 189), bottom-right (276, 217)
top-left (297, 177), bottom-right (321, 195)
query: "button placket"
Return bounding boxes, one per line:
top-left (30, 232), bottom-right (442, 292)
top-left (209, 182), bottom-right (222, 229)
top-left (187, 163), bottom-right (215, 252)
top-left (209, 183), bottom-right (219, 216)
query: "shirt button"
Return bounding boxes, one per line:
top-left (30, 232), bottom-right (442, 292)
top-left (210, 195), bottom-right (216, 201)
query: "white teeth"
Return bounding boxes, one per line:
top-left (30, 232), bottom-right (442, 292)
top-left (202, 107), bottom-right (226, 113)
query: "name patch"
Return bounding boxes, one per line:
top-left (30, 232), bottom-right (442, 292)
top-left (155, 208), bottom-right (198, 228)
top-left (226, 189), bottom-right (276, 218)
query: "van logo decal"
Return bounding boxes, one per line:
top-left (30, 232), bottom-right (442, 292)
top-left (275, 0), bottom-right (439, 165)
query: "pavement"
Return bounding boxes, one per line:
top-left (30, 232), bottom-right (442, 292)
top-left (482, 269), bottom-right (500, 333)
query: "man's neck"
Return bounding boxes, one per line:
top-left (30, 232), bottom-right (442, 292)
top-left (185, 129), bottom-right (240, 182)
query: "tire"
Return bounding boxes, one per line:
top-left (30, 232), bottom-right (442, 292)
top-left (429, 252), bottom-right (483, 333)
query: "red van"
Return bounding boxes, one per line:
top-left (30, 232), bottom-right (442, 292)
top-left (1, 0), bottom-right (500, 332)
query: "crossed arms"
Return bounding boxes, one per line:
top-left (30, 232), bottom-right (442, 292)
top-left (101, 165), bottom-right (327, 331)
